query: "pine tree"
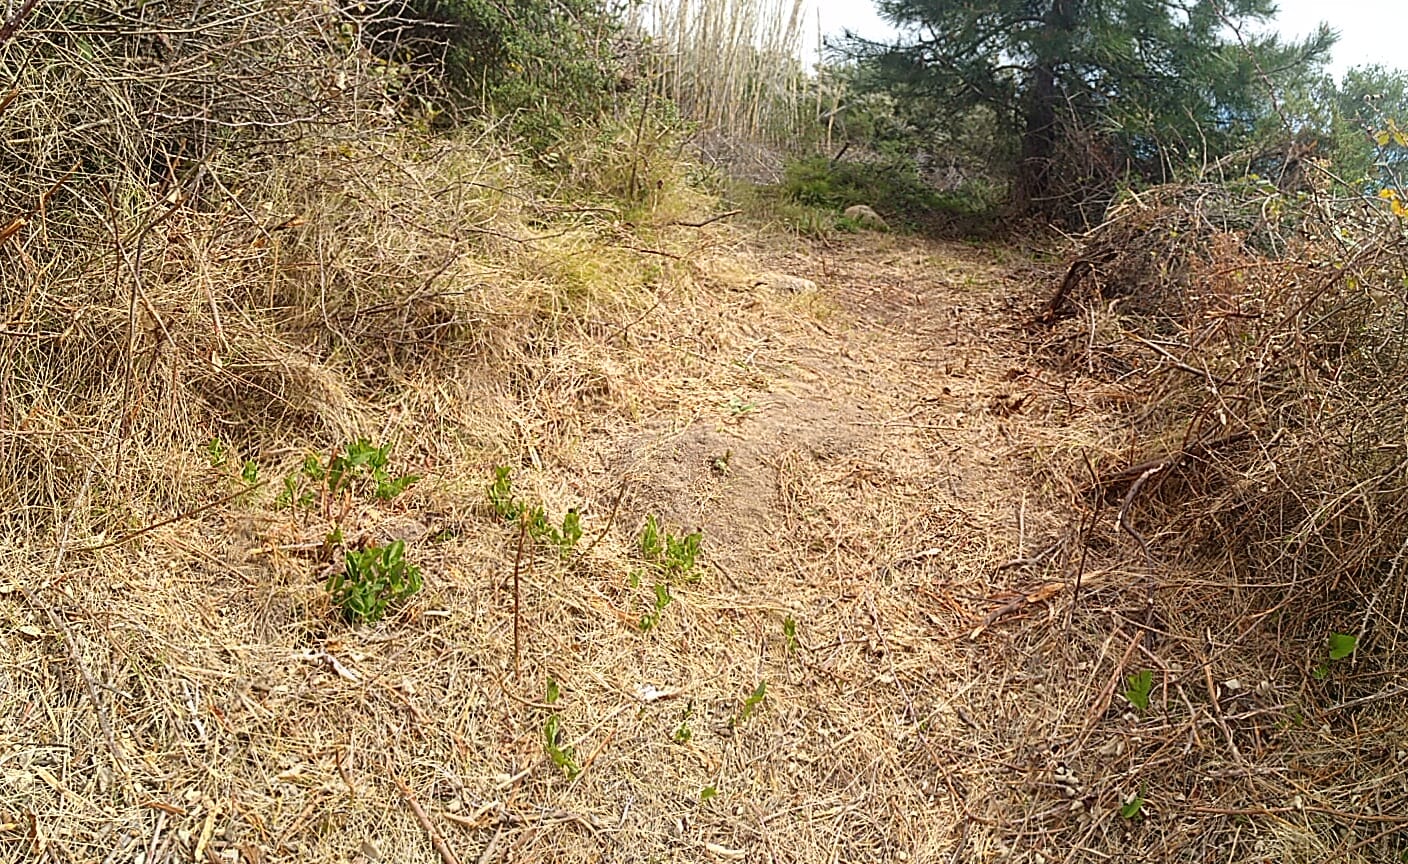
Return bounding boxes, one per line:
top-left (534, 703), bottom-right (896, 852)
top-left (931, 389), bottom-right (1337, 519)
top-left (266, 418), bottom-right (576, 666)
top-left (846, 0), bottom-right (1335, 219)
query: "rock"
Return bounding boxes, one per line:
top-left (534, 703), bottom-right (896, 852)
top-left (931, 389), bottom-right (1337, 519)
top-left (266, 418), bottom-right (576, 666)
top-left (753, 271), bottom-right (818, 294)
top-left (843, 204), bottom-right (889, 231)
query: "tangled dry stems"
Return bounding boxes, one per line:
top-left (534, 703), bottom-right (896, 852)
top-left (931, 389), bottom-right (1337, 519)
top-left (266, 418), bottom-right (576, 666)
top-left (1029, 173), bottom-right (1408, 860)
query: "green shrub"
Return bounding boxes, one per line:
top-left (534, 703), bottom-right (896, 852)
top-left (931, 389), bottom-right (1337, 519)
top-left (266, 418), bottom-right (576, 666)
top-left (364, 0), bottom-right (630, 144)
top-left (777, 155), bottom-right (1000, 230)
top-left (328, 540), bottom-right (423, 623)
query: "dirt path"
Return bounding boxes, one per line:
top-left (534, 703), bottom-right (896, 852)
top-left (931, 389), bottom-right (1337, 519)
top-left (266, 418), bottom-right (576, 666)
top-left (506, 233), bottom-right (1073, 862)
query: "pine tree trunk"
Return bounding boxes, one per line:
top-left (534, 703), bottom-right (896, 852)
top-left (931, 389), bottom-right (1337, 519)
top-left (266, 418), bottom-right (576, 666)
top-left (1013, 0), bottom-right (1077, 218)
top-left (1014, 63), bottom-right (1059, 216)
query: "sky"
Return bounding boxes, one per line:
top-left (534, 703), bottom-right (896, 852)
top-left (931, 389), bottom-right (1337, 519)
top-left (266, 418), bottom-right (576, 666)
top-left (808, 0), bottom-right (1407, 80)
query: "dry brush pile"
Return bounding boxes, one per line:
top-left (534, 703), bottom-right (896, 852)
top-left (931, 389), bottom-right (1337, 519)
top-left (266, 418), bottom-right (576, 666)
top-left (1030, 172), bottom-right (1408, 858)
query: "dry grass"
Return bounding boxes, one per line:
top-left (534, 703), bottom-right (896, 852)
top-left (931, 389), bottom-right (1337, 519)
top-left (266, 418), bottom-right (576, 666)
top-left (6, 6), bottom-right (1408, 861)
top-left (1016, 176), bottom-right (1408, 861)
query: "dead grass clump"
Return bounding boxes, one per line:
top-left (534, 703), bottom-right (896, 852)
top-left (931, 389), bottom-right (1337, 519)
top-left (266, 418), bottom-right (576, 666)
top-left (1033, 173), bottom-right (1408, 858)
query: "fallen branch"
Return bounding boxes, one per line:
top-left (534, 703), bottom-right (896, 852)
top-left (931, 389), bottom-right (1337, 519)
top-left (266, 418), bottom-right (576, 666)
top-left (667, 209), bottom-right (741, 228)
top-left (391, 772), bottom-right (463, 864)
top-left (1089, 431), bottom-right (1254, 496)
top-left (1039, 245), bottom-right (1118, 323)
top-left (69, 481), bottom-right (267, 553)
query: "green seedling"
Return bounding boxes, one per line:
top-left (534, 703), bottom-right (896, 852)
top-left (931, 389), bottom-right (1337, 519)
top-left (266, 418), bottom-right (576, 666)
top-left (640, 513), bottom-right (663, 561)
top-left (664, 529), bottom-right (702, 577)
top-left (489, 465), bottom-right (521, 520)
top-left (733, 680), bottom-right (767, 726)
top-left (241, 460), bottom-right (260, 485)
top-left (699, 786), bottom-right (718, 803)
top-left (710, 450), bottom-right (732, 475)
top-left (530, 507), bottom-right (581, 555)
top-left (639, 583), bottom-right (672, 632)
top-left (726, 395), bottom-right (757, 418)
top-left (559, 508), bottom-right (583, 549)
top-left (488, 468), bottom-right (581, 554)
top-left (543, 713), bottom-right (580, 780)
top-left (326, 539), bottom-right (422, 624)
top-left (207, 438), bottom-right (227, 467)
top-left (782, 616), bottom-right (798, 655)
top-left (1328, 632), bottom-right (1357, 661)
top-left (279, 440), bottom-right (417, 512)
top-left (328, 438), bottom-right (420, 501)
top-left (1119, 789), bottom-right (1145, 821)
top-left (1124, 669), bottom-right (1153, 713)
top-left (672, 701), bottom-right (695, 744)
top-left (638, 514), bottom-right (702, 581)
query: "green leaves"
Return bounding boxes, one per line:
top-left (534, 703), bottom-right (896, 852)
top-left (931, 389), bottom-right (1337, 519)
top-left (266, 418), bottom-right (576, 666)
top-left (1124, 669), bottom-right (1154, 713)
top-left (782, 616), bottom-right (798, 655)
top-left (279, 440), bottom-right (418, 511)
top-left (1119, 790), bottom-right (1145, 821)
top-left (327, 540), bottom-right (423, 624)
top-left (487, 468), bottom-right (582, 555)
top-left (1327, 632), bottom-right (1358, 661)
top-left (737, 681), bottom-right (767, 724)
top-left (639, 514), bottom-right (702, 580)
top-left (542, 713), bottom-right (580, 779)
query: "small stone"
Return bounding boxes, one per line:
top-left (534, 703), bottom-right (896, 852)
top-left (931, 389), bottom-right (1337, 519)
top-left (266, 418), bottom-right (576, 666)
top-left (842, 204), bottom-right (889, 231)
top-left (753, 271), bottom-right (817, 295)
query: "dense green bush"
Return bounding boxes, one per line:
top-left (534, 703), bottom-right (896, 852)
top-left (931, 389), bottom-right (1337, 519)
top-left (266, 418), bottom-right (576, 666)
top-left (361, 0), bottom-right (631, 142)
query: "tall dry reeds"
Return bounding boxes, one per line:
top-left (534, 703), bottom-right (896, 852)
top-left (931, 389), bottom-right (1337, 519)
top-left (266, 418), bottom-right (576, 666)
top-left (635, 0), bottom-right (838, 174)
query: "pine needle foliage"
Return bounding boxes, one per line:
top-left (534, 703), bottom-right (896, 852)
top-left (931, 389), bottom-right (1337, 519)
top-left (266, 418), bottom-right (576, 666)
top-left (845, 0), bottom-right (1336, 221)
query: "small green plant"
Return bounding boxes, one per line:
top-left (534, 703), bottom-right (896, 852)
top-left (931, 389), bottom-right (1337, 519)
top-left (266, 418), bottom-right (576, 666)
top-left (1119, 789), bottom-right (1146, 821)
top-left (782, 616), bottom-right (798, 655)
top-left (207, 437), bottom-right (228, 467)
top-left (726, 395), bottom-right (757, 419)
top-left (1328, 632), bottom-right (1358, 661)
top-left (240, 460), bottom-right (260, 485)
top-left (543, 713), bottom-right (580, 780)
top-left (532, 507), bottom-right (582, 555)
top-left (328, 438), bottom-right (420, 500)
top-left (326, 540), bottom-right (422, 624)
top-left (699, 785), bottom-right (718, 803)
top-left (733, 680), bottom-right (767, 726)
top-left (559, 508), bottom-right (582, 549)
top-left (489, 465), bottom-right (521, 520)
top-left (710, 450), bottom-right (732, 476)
top-left (639, 514), bottom-right (702, 580)
top-left (488, 468), bottom-right (581, 555)
top-left (279, 440), bottom-right (418, 511)
top-left (639, 513), bottom-right (663, 560)
top-left (546, 677), bottom-right (561, 705)
top-left (672, 701), bottom-right (695, 744)
top-left (639, 583), bottom-right (672, 632)
top-left (1124, 669), bottom-right (1154, 713)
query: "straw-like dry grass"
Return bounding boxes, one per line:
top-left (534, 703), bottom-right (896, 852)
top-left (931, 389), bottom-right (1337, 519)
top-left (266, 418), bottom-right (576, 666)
top-left (1020, 175), bottom-right (1408, 861)
top-left (6, 4), bottom-right (1408, 861)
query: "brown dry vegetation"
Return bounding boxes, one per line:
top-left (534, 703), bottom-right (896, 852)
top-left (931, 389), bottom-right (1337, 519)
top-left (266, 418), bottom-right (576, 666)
top-left (5, 4), bottom-right (1408, 864)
